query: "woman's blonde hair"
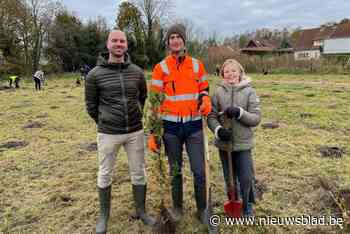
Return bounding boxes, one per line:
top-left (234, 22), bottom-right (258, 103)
top-left (220, 59), bottom-right (247, 81)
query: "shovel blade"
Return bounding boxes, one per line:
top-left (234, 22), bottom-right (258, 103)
top-left (224, 200), bottom-right (243, 218)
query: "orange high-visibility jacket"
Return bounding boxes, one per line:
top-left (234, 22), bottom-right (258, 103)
top-left (151, 55), bottom-right (209, 123)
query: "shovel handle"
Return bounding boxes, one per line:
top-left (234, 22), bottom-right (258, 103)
top-left (227, 150), bottom-right (236, 200)
top-left (202, 118), bottom-right (210, 203)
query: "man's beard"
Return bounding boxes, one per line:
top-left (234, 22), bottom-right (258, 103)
top-left (111, 51), bottom-right (124, 58)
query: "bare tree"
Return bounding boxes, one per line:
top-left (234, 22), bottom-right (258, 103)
top-left (131, 0), bottom-right (173, 66)
top-left (133, 0), bottom-right (172, 36)
top-left (28, 0), bottom-right (62, 72)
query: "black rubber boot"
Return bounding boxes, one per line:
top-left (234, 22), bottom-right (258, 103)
top-left (169, 175), bottom-right (183, 221)
top-left (194, 185), bottom-right (207, 224)
top-left (96, 185), bottom-right (111, 234)
top-left (132, 184), bottom-right (156, 226)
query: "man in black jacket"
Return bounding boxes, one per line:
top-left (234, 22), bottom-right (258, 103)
top-left (85, 30), bottom-right (155, 234)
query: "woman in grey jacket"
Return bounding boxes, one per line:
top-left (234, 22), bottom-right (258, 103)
top-left (207, 59), bottom-right (261, 216)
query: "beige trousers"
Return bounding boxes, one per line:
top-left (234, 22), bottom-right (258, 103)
top-left (97, 129), bottom-right (147, 188)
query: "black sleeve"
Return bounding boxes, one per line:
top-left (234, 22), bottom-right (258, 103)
top-left (85, 70), bottom-right (99, 123)
top-left (138, 72), bottom-right (148, 110)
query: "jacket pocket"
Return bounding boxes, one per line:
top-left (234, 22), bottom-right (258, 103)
top-left (234, 123), bottom-right (252, 142)
top-left (163, 75), bottom-right (176, 95)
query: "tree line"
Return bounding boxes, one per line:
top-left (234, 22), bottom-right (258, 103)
top-left (0, 0), bottom-right (109, 76)
top-left (5, 0), bottom-right (339, 77)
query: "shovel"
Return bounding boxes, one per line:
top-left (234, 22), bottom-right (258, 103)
top-left (202, 118), bottom-right (219, 234)
top-left (223, 150), bottom-right (243, 218)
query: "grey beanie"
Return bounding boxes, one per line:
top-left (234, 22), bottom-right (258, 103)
top-left (166, 24), bottom-right (186, 45)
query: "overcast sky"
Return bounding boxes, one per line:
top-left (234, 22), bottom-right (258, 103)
top-left (60, 0), bottom-right (350, 38)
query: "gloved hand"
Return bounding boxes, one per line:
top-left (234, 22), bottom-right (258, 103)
top-left (218, 127), bottom-right (232, 141)
top-left (199, 95), bottom-right (212, 116)
top-left (147, 134), bottom-right (161, 153)
top-left (224, 106), bottom-right (241, 119)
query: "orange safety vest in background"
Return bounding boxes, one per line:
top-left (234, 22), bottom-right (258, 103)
top-left (151, 55), bottom-right (209, 123)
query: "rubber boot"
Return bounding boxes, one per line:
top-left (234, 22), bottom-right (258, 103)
top-left (96, 185), bottom-right (111, 234)
top-left (132, 184), bottom-right (156, 226)
top-left (169, 175), bottom-right (183, 221)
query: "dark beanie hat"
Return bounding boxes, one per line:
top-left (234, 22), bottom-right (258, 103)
top-left (166, 24), bottom-right (186, 45)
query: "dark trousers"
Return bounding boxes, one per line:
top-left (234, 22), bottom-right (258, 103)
top-left (163, 120), bottom-right (206, 210)
top-left (9, 79), bottom-right (20, 88)
top-left (34, 77), bottom-right (41, 90)
top-left (219, 149), bottom-right (255, 213)
top-left (15, 79), bottom-right (19, 88)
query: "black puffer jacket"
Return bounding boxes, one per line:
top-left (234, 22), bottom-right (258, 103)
top-left (85, 53), bottom-right (147, 134)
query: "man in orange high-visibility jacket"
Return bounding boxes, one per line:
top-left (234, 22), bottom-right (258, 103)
top-left (148, 23), bottom-right (212, 224)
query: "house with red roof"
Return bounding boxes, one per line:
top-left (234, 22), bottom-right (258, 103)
top-left (294, 20), bottom-right (350, 60)
top-left (323, 21), bottom-right (350, 55)
top-left (240, 39), bottom-right (293, 56)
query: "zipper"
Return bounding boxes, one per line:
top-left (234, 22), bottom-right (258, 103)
top-left (230, 87), bottom-right (234, 135)
top-left (119, 71), bottom-right (128, 132)
top-left (171, 81), bottom-right (176, 93)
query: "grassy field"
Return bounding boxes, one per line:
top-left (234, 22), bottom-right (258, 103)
top-left (1, 73), bottom-right (350, 234)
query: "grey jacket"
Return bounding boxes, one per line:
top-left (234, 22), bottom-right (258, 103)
top-left (85, 53), bottom-right (147, 134)
top-left (207, 78), bottom-right (261, 151)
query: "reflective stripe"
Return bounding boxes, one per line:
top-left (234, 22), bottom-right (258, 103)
top-left (182, 115), bottom-right (202, 122)
top-left (151, 79), bottom-right (163, 87)
top-left (160, 60), bottom-right (170, 75)
top-left (165, 93), bottom-right (198, 101)
top-left (162, 114), bottom-right (202, 123)
top-left (200, 91), bottom-right (209, 96)
top-left (200, 75), bottom-right (208, 81)
top-left (192, 58), bottom-right (199, 74)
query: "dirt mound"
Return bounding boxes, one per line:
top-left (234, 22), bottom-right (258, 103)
top-left (50, 106), bottom-right (59, 109)
top-left (261, 122), bottom-right (279, 129)
top-left (305, 93), bottom-right (316, 97)
top-left (0, 86), bottom-right (11, 91)
top-left (318, 146), bottom-right (345, 158)
top-left (332, 89), bottom-right (344, 93)
top-left (10, 103), bottom-right (28, 109)
top-left (36, 113), bottom-right (49, 118)
top-left (79, 142), bottom-right (97, 152)
top-left (65, 95), bottom-right (75, 99)
top-left (153, 205), bottom-right (176, 234)
top-left (318, 177), bottom-right (350, 223)
top-left (49, 194), bottom-right (75, 207)
top-left (22, 121), bottom-right (44, 129)
top-left (0, 140), bottom-right (29, 152)
top-left (255, 178), bottom-right (268, 200)
top-left (260, 93), bottom-right (272, 98)
top-left (328, 103), bottom-right (338, 109)
top-left (300, 112), bottom-right (314, 118)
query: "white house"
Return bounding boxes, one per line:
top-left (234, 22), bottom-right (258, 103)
top-left (294, 21), bottom-right (350, 60)
top-left (294, 28), bottom-right (323, 61)
top-left (323, 22), bottom-right (350, 55)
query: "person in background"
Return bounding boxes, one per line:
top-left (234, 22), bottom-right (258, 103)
top-left (80, 64), bottom-right (91, 81)
top-left (33, 69), bottom-right (44, 91)
top-left (8, 75), bottom-right (20, 88)
top-left (215, 64), bottom-right (220, 76)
